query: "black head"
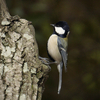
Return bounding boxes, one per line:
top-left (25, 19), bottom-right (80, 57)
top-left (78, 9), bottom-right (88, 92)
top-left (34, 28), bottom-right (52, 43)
top-left (51, 21), bottom-right (70, 38)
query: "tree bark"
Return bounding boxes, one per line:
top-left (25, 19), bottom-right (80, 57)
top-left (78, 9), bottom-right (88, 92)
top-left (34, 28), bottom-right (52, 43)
top-left (0, 0), bottom-right (50, 100)
top-left (0, 0), bottom-right (11, 27)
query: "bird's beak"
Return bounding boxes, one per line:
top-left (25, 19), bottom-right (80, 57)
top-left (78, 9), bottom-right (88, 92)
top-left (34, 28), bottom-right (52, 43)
top-left (50, 24), bottom-right (55, 27)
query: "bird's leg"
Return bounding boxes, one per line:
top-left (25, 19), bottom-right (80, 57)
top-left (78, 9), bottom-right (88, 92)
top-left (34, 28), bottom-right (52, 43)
top-left (39, 56), bottom-right (57, 65)
top-left (39, 56), bottom-right (50, 64)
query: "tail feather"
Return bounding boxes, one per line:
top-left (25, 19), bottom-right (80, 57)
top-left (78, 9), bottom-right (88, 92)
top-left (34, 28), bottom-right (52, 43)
top-left (57, 62), bottom-right (63, 94)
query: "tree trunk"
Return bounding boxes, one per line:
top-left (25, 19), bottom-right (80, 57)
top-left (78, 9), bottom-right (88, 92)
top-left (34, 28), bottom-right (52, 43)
top-left (0, 0), bottom-right (50, 100)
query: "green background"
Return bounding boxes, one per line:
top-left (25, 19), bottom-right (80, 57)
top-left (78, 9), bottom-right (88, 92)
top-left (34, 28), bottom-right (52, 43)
top-left (7, 0), bottom-right (100, 100)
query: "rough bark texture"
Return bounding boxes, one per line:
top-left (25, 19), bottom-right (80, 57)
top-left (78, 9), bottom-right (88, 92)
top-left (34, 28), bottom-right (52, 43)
top-left (0, 0), bottom-right (50, 100)
top-left (0, 0), bottom-right (11, 27)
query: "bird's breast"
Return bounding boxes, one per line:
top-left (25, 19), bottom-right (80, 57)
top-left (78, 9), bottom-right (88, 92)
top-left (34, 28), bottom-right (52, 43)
top-left (47, 34), bottom-right (61, 63)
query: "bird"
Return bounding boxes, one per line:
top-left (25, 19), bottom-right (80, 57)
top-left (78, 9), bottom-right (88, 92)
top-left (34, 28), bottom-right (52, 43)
top-left (47, 21), bottom-right (70, 94)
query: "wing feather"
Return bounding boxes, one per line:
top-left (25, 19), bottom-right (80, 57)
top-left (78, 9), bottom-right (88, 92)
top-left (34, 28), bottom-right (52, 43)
top-left (57, 37), bottom-right (68, 71)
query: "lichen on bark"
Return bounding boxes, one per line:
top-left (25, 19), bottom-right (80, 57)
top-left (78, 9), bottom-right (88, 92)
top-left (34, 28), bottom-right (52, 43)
top-left (0, 15), bottom-right (50, 100)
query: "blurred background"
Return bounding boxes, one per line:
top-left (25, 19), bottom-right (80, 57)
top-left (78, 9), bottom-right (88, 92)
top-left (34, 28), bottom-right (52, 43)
top-left (6, 0), bottom-right (100, 100)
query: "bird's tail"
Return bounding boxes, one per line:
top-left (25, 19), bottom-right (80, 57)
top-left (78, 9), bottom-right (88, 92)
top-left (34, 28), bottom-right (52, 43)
top-left (57, 62), bottom-right (63, 94)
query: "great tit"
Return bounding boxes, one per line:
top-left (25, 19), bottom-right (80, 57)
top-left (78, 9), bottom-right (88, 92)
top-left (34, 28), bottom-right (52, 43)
top-left (47, 21), bottom-right (70, 94)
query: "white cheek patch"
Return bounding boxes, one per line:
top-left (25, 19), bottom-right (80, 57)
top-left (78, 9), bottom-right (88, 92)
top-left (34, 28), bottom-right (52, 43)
top-left (55, 27), bottom-right (65, 35)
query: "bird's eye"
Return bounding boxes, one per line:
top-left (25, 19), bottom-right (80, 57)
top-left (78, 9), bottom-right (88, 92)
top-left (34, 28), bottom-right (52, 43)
top-left (56, 25), bottom-right (59, 27)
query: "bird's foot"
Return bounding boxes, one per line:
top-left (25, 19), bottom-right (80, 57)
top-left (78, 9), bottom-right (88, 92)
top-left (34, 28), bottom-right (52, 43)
top-left (39, 56), bottom-right (56, 65)
top-left (39, 56), bottom-right (50, 65)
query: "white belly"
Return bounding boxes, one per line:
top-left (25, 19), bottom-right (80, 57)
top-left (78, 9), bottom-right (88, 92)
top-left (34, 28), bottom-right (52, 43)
top-left (47, 34), bottom-right (61, 63)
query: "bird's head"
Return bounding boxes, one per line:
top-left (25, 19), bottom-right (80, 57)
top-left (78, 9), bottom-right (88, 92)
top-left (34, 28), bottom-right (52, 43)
top-left (51, 21), bottom-right (70, 38)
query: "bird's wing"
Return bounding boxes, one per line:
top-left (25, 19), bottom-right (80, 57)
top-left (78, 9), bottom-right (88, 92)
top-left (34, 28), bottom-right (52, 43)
top-left (57, 37), bottom-right (68, 71)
